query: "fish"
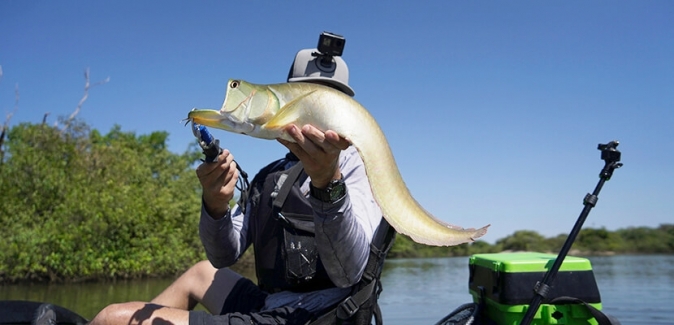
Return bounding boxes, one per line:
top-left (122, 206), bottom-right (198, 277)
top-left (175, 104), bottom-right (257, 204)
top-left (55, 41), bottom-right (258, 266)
top-left (187, 79), bottom-right (489, 246)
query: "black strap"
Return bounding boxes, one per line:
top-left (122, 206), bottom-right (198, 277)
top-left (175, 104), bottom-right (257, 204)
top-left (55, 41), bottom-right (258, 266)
top-left (309, 279), bottom-right (378, 325)
top-left (235, 162), bottom-right (251, 213)
top-left (273, 162), bottom-right (304, 210)
top-left (549, 296), bottom-right (614, 325)
top-left (372, 302), bottom-right (383, 325)
top-left (307, 220), bottom-right (396, 325)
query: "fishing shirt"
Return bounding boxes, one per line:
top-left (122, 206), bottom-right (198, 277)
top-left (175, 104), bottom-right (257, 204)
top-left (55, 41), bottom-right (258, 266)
top-left (198, 145), bottom-right (383, 314)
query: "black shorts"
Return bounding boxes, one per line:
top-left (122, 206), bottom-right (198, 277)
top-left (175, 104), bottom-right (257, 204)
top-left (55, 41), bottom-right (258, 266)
top-left (189, 278), bottom-right (314, 325)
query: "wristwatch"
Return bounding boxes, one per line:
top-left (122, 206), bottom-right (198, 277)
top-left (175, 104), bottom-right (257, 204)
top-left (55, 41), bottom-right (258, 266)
top-left (310, 178), bottom-right (347, 203)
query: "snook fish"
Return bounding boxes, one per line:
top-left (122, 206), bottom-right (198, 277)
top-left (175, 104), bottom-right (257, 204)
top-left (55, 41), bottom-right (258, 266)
top-left (187, 79), bottom-right (489, 246)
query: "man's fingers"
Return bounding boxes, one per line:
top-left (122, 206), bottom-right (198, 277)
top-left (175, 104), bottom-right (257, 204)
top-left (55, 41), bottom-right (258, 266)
top-left (299, 125), bottom-right (348, 155)
top-left (197, 150), bottom-right (238, 194)
top-left (301, 124), bottom-right (326, 143)
top-left (302, 125), bottom-right (350, 151)
top-left (281, 125), bottom-right (316, 160)
top-left (324, 130), bottom-right (351, 150)
top-left (222, 160), bottom-right (239, 190)
top-left (285, 124), bottom-right (305, 143)
top-left (196, 150), bottom-right (232, 176)
top-left (278, 124), bottom-right (350, 161)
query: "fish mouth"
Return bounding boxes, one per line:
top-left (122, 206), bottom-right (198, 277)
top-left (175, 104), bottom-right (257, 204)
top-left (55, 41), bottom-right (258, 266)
top-left (187, 108), bottom-right (254, 134)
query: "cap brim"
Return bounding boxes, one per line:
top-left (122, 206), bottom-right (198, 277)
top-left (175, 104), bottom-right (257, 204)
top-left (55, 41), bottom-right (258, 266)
top-left (288, 76), bottom-right (355, 97)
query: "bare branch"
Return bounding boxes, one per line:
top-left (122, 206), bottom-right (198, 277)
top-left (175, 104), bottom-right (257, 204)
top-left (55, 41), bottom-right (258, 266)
top-left (42, 112), bottom-right (50, 126)
top-left (0, 127), bottom-right (5, 161)
top-left (0, 66), bottom-right (5, 159)
top-left (14, 83), bottom-right (19, 112)
top-left (63, 67), bottom-right (110, 130)
top-left (1, 80), bottom-right (18, 161)
top-left (0, 68), bottom-right (19, 128)
top-left (2, 83), bottom-right (20, 126)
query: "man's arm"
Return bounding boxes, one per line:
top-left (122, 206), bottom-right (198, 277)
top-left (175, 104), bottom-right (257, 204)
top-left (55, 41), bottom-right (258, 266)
top-left (199, 203), bottom-right (249, 268)
top-left (195, 149), bottom-right (250, 268)
top-left (309, 147), bottom-right (382, 287)
top-left (279, 125), bottom-right (382, 287)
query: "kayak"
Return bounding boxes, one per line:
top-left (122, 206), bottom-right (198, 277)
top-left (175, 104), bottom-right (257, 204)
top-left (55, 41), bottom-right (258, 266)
top-left (0, 300), bottom-right (87, 325)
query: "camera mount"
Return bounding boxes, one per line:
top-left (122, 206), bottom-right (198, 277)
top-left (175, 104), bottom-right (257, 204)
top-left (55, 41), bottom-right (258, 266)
top-left (312, 31), bottom-right (346, 68)
top-left (598, 140), bottom-right (623, 181)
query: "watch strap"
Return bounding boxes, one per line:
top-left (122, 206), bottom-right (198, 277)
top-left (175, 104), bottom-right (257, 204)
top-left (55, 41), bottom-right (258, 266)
top-left (310, 177), bottom-right (346, 203)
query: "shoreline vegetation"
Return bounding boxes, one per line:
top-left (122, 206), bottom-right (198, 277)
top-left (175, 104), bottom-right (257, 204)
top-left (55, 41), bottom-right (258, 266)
top-left (1, 121), bottom-right (672, 284)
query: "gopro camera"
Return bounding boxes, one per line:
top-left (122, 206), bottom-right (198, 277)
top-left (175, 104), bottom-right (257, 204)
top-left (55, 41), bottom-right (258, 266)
top-left (317, 31), bottom-right (345, 57)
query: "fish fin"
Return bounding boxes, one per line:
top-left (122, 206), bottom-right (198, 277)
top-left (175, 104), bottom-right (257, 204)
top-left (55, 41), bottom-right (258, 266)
top-left (264, 90), bottom-right (316, 129)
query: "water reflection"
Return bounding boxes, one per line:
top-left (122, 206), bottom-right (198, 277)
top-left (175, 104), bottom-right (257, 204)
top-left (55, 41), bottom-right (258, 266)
top-left (380, 257), bottom-right (471, 324)
top-left (1, 278), bottom-right (176, 320)
top-left (587, 255), bottom-right (674, 325)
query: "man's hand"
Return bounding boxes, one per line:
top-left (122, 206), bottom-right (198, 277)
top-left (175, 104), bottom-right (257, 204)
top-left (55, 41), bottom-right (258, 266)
top-left (278, 124), bottom-right (350, 189)
top-left (196, 149), bottom-right (239, 219)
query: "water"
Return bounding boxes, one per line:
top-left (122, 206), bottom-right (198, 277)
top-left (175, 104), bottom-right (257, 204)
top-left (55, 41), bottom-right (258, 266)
top-left (1, 255), bottom-right (672, 324)
top-left (379, 255), bottom-right (674, 325)
top-left (589, 255), bottom-right (674, 325)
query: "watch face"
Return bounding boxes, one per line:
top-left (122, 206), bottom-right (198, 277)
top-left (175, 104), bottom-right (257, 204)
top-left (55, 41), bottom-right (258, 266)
top-left (310, 179), bottom-right (346, 203)
top-left (328, 180), bottom-right (346, 201)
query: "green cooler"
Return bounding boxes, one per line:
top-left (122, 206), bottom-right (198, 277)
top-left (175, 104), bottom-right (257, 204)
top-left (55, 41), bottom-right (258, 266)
top-left (468, 252), bottom-right (602, 325)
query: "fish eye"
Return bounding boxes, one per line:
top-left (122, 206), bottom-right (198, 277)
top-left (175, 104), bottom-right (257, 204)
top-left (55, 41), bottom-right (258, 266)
top-left (230, 80), bottom-right (239, 89)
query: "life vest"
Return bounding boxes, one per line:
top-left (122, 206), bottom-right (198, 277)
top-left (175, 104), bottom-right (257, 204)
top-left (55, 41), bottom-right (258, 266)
top-left (247, 154), bottom-right (397, 324)
top-left (249, 158), bottom-right (334, 293)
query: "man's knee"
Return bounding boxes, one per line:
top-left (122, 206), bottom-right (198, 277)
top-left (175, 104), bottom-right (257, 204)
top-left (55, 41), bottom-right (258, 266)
top-left (171, 260), bottom-right (218, 296)
top-left (189, 260), bottom-right (218, 280)
top-left (90, 302), bottom-right (141, 325)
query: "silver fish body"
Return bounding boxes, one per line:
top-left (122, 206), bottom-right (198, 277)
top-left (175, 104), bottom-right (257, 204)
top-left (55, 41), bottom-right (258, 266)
top-left (188, 80), bottom-right (489, 246)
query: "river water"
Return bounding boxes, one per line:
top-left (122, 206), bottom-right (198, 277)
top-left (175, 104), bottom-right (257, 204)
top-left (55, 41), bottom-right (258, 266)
top-left (379, 255), bottom-right (674, 325)
top-left (1, 255), bottom-right (672, 324)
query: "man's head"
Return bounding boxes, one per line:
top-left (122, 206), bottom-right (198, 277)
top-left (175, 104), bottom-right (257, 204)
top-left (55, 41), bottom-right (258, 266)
top-left (286, 48), bottom-right (355, 97)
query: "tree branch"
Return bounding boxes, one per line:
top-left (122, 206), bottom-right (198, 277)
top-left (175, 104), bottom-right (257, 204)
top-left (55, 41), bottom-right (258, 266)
top-left (63, 67), bottom-right (110, 130)
top-left (1, 66), bottom-right (19, 161)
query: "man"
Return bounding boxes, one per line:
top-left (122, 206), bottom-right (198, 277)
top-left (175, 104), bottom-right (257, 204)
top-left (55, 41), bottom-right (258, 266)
top-left (89, 47), bottom-right (384, 325)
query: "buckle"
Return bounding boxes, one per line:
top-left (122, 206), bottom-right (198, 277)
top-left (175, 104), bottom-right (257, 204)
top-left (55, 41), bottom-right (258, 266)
top-left (336, 296), bottom-right (359, 319)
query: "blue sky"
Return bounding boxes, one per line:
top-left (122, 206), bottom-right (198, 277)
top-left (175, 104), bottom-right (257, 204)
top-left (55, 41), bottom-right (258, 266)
top-left (2, 1), bottom-right (672, 243)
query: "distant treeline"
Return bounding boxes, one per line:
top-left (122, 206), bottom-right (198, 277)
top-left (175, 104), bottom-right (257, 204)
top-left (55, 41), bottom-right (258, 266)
top-left (1, 121), bottom-right (671, 283)
top-left (389, 225), bottom-right (674, 259)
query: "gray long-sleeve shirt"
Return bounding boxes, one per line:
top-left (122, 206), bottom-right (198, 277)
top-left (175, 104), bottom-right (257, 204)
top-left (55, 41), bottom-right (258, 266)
top-left (199, 146), bottom-right (383, 313)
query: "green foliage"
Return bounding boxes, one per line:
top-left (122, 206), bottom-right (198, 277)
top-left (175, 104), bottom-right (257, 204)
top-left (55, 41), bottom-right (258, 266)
top-left (390, 225), bottom-right (674, 258)
top-left (388, 234), bottom-right (500, 259)
top-left (495, 230), bottom-right (549, 252)
top-left (615, 225), bottom-right (674, 253)
top-left (0, 120), bottom-right (206, 282)
top-left (574, 227), bottom-right (624, 253)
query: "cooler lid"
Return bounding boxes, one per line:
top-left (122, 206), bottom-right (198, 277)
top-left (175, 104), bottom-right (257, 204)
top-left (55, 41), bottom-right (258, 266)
top-left (469, 252), bottom-right (593, 273)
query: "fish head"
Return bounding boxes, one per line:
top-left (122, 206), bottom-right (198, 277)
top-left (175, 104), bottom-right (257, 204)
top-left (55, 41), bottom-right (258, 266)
top-left (187, 79), bottom-right (279, 136)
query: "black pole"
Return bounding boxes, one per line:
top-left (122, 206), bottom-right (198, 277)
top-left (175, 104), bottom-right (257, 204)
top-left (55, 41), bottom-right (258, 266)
top-left (519, 141), bottom-right (623, 325)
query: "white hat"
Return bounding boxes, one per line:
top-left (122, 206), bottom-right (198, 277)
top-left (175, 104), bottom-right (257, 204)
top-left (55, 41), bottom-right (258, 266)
top-left (287, 48), bottom-right (355, 97)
